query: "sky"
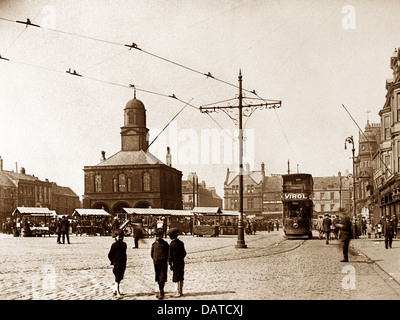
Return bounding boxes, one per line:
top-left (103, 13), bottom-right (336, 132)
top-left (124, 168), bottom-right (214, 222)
top-left (0, 0), bottom-right (399, 200)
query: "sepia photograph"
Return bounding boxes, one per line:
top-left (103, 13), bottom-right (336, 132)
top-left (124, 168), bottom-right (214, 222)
top-left (0, 0), bottom-right (399, 313)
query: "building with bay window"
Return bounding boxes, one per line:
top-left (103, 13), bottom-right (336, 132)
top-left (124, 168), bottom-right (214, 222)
top-left (375, 47), bottom-right (400, 224)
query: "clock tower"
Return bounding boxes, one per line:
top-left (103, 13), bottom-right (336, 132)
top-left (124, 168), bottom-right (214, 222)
top-left (120, 94), bottom-right (149, 152)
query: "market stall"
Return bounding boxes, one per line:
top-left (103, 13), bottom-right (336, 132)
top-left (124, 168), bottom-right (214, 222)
top-left (219, 210), bottom-right (240, 235)
top-left (12, 207), bottom-right (56, 237)
top-left (72, 209), bottom-right (111, 236)
top-left (192, 207), bottom-right (222, 236)
top-left (122, 208), bottom-right (193, 236)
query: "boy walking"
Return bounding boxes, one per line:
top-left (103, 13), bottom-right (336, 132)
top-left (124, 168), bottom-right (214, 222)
top-left (168, 228), bottom-right (187, 297)
top-left (108, 230), bottom-right (127, 298)
top-left (151, 231), bottom-right (169, 299)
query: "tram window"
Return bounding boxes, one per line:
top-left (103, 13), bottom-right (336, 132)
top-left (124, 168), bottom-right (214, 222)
top-left (284, 202), bottom-right (311, 218)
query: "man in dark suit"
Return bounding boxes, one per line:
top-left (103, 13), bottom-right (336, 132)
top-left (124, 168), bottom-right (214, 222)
top-left (168, 228), bottom-right (186, 297)
top-left (151, 230), bottom-right (169, 299)
top-left (322, 214), bottom-right (332, 245)
top-left (336, 215), bottom-right (352, 262)
top-left (60, 216), bottom-right (70, 244)
top-left (382, 215), bottom-right (395, 249)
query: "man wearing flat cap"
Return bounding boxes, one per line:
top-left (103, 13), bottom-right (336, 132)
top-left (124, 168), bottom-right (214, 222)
top-left (382, 215), bottom-right (395, 249)
top-left (322, 213), bottom-right (332, 245)
top-left (168, 228), bottom-right (186, 297)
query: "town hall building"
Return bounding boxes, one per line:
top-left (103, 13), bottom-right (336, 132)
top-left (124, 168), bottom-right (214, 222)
top-left (82, 95), bottom-right (183, 214)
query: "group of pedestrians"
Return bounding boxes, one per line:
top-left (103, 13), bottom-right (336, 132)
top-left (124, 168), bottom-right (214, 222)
top-left (320, 212), bottom-right (398, 262)
top-left (55, 216), bottom-right (70, 244)
top-left (320, 213), bottom-right (352, 262)
top-left (108, 227), bottom-right (186, 299)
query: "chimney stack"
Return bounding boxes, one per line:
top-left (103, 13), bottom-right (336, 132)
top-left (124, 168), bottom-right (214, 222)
top-left (20, 167), bottom-right (26, 175)
top-left (0, 156), bottom-right (3, 171)
top-left (101, 150), bottom-right (106, 161)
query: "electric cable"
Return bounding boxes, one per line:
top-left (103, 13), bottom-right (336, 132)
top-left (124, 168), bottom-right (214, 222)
top-left (0, 15), bottom-right (278, 100)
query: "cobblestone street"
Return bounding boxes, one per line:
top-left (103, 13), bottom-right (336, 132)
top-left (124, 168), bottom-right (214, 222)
top-left (1, 230), bottom-right (400, 300)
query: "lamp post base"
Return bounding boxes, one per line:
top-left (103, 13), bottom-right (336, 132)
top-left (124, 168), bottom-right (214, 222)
top-left (235, 241), bottom-right (247, 249)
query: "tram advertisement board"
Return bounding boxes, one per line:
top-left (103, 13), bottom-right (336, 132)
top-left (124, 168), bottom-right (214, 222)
top-left (281, 193), bottom-right (310, 201)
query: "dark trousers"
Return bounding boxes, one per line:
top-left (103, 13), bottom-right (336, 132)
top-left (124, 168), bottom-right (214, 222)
top-left (134, 237), bottom-right (139, 248)
top-left (385, 235), bottom-right (393, 249)
top-left (325, 231), bottom-right (330, 244)
top-left (62, 231), bottom-right (70, 244)
top-left (57, 233), bottom-right (61, 243)
top-left (342, 238), bottom-right (350, 260)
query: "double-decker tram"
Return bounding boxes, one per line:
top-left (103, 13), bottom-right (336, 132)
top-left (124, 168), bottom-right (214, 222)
top-left (282, 173), bottom-right (313, 239)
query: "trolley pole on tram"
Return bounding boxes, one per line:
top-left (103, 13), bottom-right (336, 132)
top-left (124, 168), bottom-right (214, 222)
top-left (199, 70), bottom-right (281, 248)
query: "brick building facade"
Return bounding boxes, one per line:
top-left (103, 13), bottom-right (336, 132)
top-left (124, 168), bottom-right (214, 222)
top-left (82, 97), bottom-right (182, 214)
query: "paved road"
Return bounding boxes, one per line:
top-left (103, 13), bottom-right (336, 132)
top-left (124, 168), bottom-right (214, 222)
top-left (0, 230), bottom-right (399, 300)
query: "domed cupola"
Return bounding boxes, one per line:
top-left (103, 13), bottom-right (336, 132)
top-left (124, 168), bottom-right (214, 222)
top-left (124, 97), bottom-right (146, 128)
top-left (120, 93), bottom-right (149, 152)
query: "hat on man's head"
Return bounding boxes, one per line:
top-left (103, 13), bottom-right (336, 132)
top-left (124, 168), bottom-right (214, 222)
top-left (167, 228), bottom-right (179, 238)
top-left (324, 213), bottom-right (329, 216)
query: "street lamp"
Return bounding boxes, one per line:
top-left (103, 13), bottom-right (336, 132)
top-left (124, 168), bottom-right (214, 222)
top-left (345, 136), bottom-right (357, 238)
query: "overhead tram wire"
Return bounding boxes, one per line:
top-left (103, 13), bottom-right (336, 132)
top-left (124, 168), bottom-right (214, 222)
top-left (0, 16), bottom-right (268, 165)
top-left (0, 16), bottom-right (280, 102)
top-left (341, 103), bottom-right (392, 178)
top-left (148, 98), bottom-right (194, 148)
top-left (1, 10), bottom-right (43, 55)
top-left (0, 54), bottom-right (200, 112)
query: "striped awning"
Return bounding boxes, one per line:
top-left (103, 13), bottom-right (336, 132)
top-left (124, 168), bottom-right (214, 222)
top-left (12, 207), bottom-right (53, 216)
top-left (72, 209), bottom-right (111, 216)
top-left (123, 208), bottom-right (193, 216)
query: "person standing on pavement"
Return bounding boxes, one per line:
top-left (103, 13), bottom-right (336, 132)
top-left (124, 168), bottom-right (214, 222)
top-left (366, 220), bottom-right (374, 239)
top-left (56, 217), bottom-right (62, 244)
top-left (322, 214), bottom-right (332, 245)
top-left (382, 215), bottom-right (395, 249)
top-left (108, 230), bottom-right (127, 298)
top-left (133, 224), bottom-right (144, 249)
top-left (151, 230), bottom-right (169, 299)
top-left (332, 215), bottom-right (340, 240)
top-left (336, 215), bottom-right (352, 262)
top-left (60, 216), bottom-right (70, 244)
top-left (168, 228), bottom-right (186, 297)
top-left (111, 216), bottom-right (120, 238)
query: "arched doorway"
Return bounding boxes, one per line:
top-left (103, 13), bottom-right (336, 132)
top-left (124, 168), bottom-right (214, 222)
top-left (91, 202), bottom-right (110, 213)
top-left (134, 201), bottom-right (151, 208)
top-left (112, 202), bottom-right (131, 215)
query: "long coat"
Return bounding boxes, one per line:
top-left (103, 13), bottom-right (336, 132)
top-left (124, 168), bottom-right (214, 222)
top-left (382, 220), bottom-right (395, 238)
top-left (169, 238), bottom-right (186, 282)
top-left (322, 217), bottom-right (332, 233)
top-left (151, 238), bottom-right (169, 283)
top-left (108, 240), bottom-right (127, 282)
top-left (339, 217), bottom-right (352, 240)
top-left (60, 219), bottom-right (69, 233)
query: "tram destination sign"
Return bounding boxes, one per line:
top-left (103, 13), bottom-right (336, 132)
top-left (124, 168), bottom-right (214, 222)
top-left (281, 193), bottom-right (310, 200)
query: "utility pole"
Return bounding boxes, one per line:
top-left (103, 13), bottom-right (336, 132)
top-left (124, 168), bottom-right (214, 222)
top-left (345, 136), bottom-right (357, 238)
top-left (200, 70), bottom-right (281, 248)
